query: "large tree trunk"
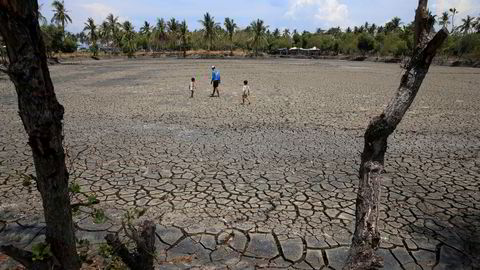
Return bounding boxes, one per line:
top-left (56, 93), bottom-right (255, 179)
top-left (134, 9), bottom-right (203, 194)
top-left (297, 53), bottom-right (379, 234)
top-left (344, 1), bottom-right (448, 269)
top-left (0, 1), bottom-right (80, 269)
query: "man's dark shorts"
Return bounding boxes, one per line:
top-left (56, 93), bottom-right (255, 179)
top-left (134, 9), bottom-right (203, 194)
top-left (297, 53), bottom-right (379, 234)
top-left (213, 80), bottom-right (220, 88)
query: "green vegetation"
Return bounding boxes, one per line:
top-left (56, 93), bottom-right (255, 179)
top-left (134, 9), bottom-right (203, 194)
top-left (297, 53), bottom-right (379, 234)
top-left (179, 20), bottom-right (189, 57)
top-left (84, 17), bottom-right (98, 56)
top-left (31, 243), bottom-right (53, 261)
top-left (357, 33), bottom-right (375, 55)
top-left (199, 12), bottom-right (220, 51)
top-left (93, 208), bottom-right (106, 224)
top-left (224, 17), bottom-right (237, 55)
top-left (121, 21), bottom-right (136, 57)
top-left (250, 19), bottom-right (268, 55)
top-left (25, 1), bottom-right (480, 62)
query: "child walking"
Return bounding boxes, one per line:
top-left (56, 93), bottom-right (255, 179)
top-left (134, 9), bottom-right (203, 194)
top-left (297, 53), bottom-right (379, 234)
top-left (242, 80), bottom-right (251, 105)
top-left (189, 77), bottom-right (196, 98)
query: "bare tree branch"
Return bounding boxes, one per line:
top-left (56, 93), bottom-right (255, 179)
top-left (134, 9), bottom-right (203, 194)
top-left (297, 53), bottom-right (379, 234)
top-left (344, 1), bottom-right (448, 269)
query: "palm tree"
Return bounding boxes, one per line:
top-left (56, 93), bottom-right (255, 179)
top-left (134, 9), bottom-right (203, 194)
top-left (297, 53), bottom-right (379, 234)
top-left (250, 19), bottom-right (268, 56)
top-left (106, 14), bottom-right (121, 49)
top-left (392, 17), bottom-right (402, 28)
top-left (83, 17), bottom-right (98, 56)
top-left (369, 24), bottom-right (377, 35)
top-left (459, 15), bottom-right (475, 34)
top-left (167, 18), bottom-right (179, 50)
top-left (140, 21), bottom-right (152, 36)
top-left (273, 28), bottom-right (280, 38)
top-left (292, 29), bottom-right (300, 46)
top-left (167, 18), bottom-right (179, 33)
top-left (140, 21), bottom-right (152, 51)
top-left (385, 17), bottom-right (402, 33)
top-left (283, 29), bottom-right (290, 38)
top-left (122, 21), bottom-right (136, 57)
top-left (449, 8), bottom-right (458, 32)
top-left (76, 32), bottom-right (87, 44)
top-left (153, 18), bottom-right (167, 51)
top-left (51, 0), bottom-right (72, 39)
top-left (98, 21), bottom-right (110, 47)
top-left (439, 11), bottom-right (450, 28)
top-left (224, 18), bottom-right (237, 55)
top-left (199, 12), bottom-right (219, 50)
top-left (179, 20), bottom-right (189, 57)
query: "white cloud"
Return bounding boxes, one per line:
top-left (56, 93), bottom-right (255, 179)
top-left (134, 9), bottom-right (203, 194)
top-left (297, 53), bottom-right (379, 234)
top-left (314, 0), bottom-right (349, 22)
top-left (286, 0), bottom-right (349, 26)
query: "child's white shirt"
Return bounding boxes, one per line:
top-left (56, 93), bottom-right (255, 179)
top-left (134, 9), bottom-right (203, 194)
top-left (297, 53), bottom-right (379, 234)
top-left (242, 85), bottom-right (250, 95)
top-left (189, 82), bottom-right (196, 91)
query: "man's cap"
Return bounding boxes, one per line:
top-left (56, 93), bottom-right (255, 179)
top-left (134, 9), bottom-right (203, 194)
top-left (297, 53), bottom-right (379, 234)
top-left (211, 65), bottom-right (215, 69)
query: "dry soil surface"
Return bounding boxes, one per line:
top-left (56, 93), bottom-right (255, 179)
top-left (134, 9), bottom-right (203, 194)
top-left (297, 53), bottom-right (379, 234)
top-left (0, 58), bottom-right (479, 269)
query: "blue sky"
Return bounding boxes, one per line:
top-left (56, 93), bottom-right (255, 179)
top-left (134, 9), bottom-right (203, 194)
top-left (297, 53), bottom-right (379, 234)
top-left (39, 0), bottom-right (480, 33)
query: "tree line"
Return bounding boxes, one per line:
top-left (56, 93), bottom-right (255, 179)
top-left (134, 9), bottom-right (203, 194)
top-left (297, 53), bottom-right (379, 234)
top-left (10, 0), bottom-right (471, 61)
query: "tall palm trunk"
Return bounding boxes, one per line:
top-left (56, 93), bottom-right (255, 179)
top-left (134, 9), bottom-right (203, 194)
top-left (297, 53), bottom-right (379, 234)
top-left (0, 1), bottom-right (80, 269)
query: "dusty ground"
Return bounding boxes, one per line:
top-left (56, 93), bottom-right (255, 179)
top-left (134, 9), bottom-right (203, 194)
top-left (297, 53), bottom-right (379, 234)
top-left (0, 58), bottom-right (479, 269)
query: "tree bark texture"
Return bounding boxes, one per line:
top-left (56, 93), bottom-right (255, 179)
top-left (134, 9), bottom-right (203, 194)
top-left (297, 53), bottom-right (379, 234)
top-left (105, 220), bottom-right (156, 270)
top-left (344, 1), bottom-right (448, 269)
top-left (0, 1), bottom-right (80, 269)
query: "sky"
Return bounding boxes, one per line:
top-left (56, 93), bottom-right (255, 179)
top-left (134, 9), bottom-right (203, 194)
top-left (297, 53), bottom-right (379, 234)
top-left (38, 0), bottom-right (480, 33)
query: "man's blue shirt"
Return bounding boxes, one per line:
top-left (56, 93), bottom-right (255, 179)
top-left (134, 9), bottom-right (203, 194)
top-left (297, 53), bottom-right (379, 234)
top-left (212, 70), bottom-right (220, 81)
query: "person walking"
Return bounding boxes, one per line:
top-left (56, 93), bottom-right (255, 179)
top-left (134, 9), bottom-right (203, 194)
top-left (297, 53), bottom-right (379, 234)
top-left (189, 77), bottom-right (196, 98)
top-left (210, 65), bottom-right (221, 97)
top-left (241, 80), bottom-right (251, 105)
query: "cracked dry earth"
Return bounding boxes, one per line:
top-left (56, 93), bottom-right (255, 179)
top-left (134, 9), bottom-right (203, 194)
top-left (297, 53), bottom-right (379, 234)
top-left (0, 58), bottom-right (479, 270)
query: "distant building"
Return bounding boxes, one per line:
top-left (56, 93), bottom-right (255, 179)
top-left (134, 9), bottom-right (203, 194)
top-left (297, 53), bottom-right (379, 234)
top-left (273, 47), bottom-right (320, 56)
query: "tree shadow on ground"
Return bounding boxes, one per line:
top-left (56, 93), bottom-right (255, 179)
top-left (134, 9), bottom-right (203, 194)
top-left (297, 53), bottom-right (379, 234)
top-left (405, 210), bottom-right (480, 269)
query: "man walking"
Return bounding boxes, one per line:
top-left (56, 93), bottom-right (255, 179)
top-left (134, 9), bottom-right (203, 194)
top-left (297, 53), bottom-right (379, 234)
top-left (210, 65), bottom-right (221, 97)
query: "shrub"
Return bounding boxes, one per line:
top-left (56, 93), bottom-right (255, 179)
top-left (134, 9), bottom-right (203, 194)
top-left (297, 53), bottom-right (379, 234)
top-left (62, 35), bottom-right (77, 53)
top-left (457, 33), bottom-right (480, 59)
top-left (339, 33), bottom-right (358, 54)
top-left (357, 33), bottom-right (375, 55)
top-left (381, 33), bottom-right (408, 57)
top-left (270, 37), bottom-right (292, 50)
